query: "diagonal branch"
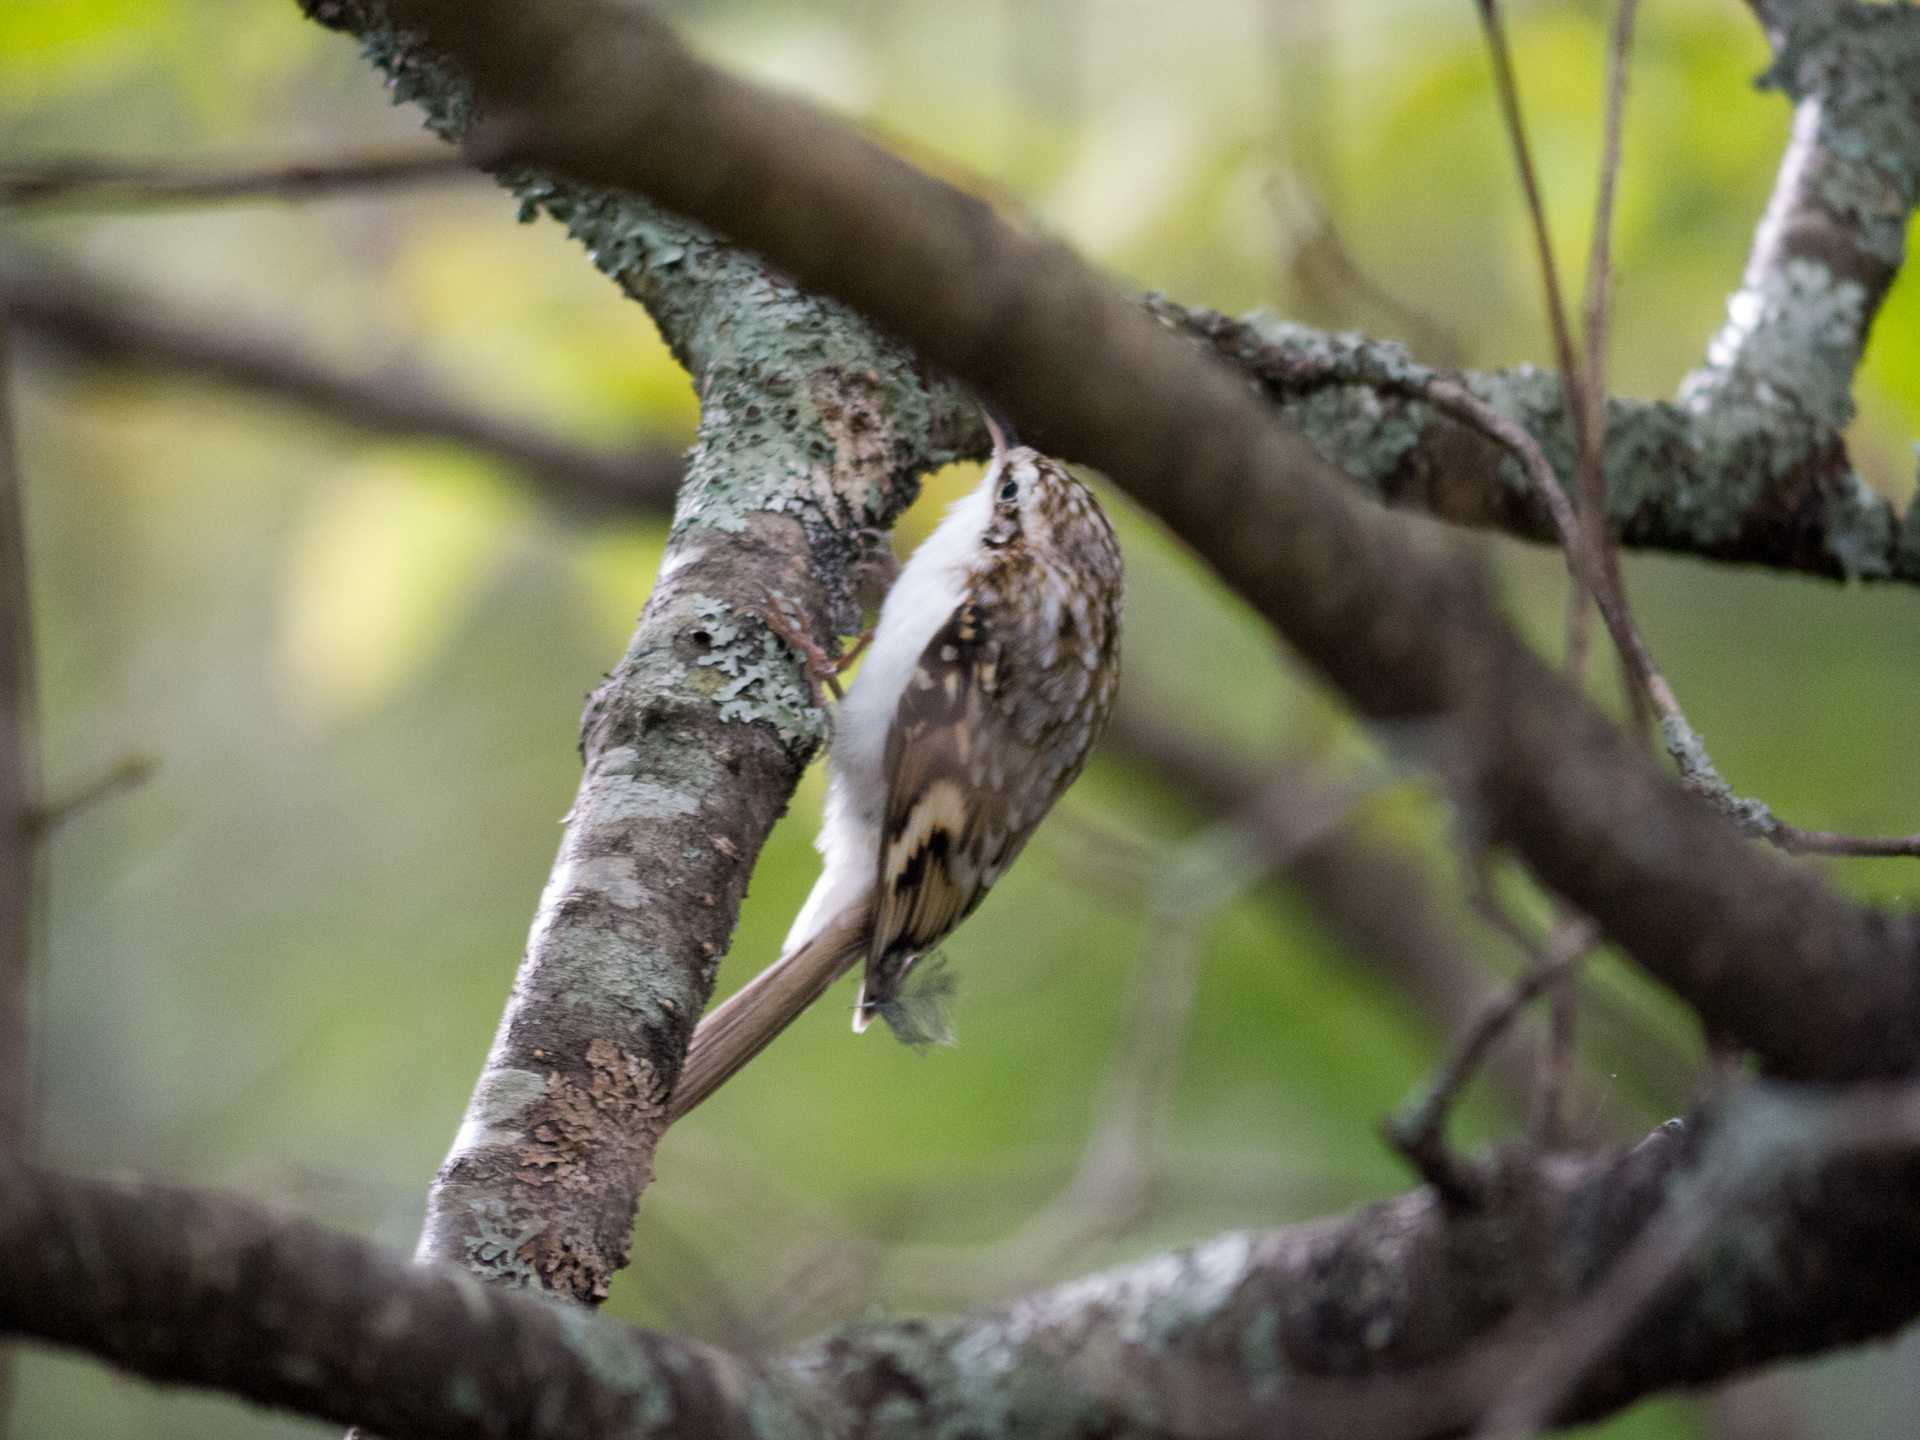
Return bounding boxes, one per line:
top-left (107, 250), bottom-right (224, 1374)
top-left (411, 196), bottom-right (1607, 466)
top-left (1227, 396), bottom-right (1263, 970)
top-left (0, 148), bottom-right (467, 211)
top-left (374, 0), bottom-right (1920, 1080)
top-left (0, 246), bottom-right (686, 514)
top-left (297, 0), bottom-right (982, 1314)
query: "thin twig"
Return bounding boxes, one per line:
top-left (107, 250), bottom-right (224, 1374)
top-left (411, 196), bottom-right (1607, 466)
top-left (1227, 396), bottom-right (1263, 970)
top-left (1386, 871), bottom-right (1599, 1207)
top-left (25, 754), bottom-right (157, 838)
top-left (1582, 0), bottom-right (1650, 736)
top-left (0, 150), bottom-right (471, 212)
top-left (1774, 827), bottom-right (1920, 859)
top-left (1540, 0), bottom-right (1643, 1150)
top-left (1472, 0), bottom-right (1587, 444)
top-left (1528, 912), bottom-right (1597, 1150)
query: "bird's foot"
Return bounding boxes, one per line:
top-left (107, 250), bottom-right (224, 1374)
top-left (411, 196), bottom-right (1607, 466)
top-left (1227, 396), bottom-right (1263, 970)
top-left (757, 592), bottom-right (871, 705)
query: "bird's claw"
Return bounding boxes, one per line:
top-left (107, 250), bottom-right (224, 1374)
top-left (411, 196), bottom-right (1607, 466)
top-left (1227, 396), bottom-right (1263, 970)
top-left (756, 592), bottom-right (871, 705)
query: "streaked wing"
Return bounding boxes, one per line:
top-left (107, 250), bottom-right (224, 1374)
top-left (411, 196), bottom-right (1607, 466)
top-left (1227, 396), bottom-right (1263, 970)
top-left (871, 601), bottom-right (1031, 970)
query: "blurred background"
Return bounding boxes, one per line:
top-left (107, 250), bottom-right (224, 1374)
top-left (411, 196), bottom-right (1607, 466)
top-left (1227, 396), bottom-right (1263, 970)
top-left (5, 0), bottom-right (1920, 1435)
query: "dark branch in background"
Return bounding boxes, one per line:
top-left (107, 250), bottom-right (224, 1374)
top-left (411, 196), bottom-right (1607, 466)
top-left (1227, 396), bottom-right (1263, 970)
top-left (1102, 703), bottom-right (1676, 1133)
top-left (0, 1157), bottom-right (800, 1440)
top-left (0, 149), bottom-right (469, 211)
top-left (0, 320), bottom-right (33, 1153)
top-left (0, 314), bottom-right (37, 1433)
top-left (0, 248), bottom-right (686, 514)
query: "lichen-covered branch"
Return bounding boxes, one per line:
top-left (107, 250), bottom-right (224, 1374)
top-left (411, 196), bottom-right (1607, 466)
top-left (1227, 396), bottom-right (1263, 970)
top-left (299, 0), bottom-right (978, 1304)
top-left (385, 0), bottom-right (1920, 1084)
top-left (11, 1086), bottom-right (1920, 1440)
top-left (1682, 2), bottom-right (1920, 571)
top-left (1687, 3), bottom-right (1920, 429)
top-left (1152, 299), bottom-right (1906, 583)
top-left (12, 218), bottom-right (1910, 590)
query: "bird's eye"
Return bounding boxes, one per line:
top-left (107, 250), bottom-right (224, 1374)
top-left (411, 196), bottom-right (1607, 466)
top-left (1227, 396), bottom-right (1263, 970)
top-left (998, 478), bottom-right (1019, 502)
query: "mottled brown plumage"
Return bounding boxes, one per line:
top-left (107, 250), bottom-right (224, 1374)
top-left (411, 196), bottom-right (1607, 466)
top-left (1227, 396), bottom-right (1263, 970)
top-left (858, 444), bottom-right (1125, 1029)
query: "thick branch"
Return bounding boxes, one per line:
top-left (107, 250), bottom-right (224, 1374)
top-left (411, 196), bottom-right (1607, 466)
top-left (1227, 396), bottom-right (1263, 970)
top-left (0, 247), bottom-right (685, 515)
top-left (297, 2), bottom-right (979, 1306)
top-left (1686, 5), bottom-right (1920, 433)
top-left (1154, 300), bottom-right (1906, 584)
top-left (10, 235), bottom-right (1908, 587)
top-left (0, 1156), bottom-right (799, 1440)
top-left (10, 1089), bottom-right (1920, 1440)
top-left (379, 0), bottom-right (1920, 1083)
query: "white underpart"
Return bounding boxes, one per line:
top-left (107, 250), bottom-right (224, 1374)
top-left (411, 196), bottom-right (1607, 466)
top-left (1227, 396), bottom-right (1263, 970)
top-left (781, 454), bottom-right (1003, 959)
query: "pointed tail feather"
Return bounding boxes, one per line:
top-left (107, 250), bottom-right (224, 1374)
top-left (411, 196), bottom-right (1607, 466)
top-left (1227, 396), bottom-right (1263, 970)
top-left (669, 897), bottom-right (871, 1121)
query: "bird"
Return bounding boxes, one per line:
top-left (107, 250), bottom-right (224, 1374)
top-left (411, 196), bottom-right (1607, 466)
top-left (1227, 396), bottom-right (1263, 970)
top-left (669, 419), bottom-right (1125, 1116)
top-left (780, 415), bottom-right (1125, 1039)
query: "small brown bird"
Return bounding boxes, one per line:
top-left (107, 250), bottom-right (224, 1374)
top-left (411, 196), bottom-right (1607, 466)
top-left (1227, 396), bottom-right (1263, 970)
top-left (783, 416), bottom-right (1125, 1039)
top-left (670, 422), bottom-right (1126, 1114)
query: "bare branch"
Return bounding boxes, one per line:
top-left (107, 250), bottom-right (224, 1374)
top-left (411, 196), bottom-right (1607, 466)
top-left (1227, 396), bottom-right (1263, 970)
top-left (1575, 0), bottom-right (1645, 732)
top-left (24, 754), bottom-right (157, 838)
top-left (0, 247), bottom-right (687, 514)
top-left (1471, 0), bottom-right (1589, 448)
top-left (0, 148), bottom-right (470, 211)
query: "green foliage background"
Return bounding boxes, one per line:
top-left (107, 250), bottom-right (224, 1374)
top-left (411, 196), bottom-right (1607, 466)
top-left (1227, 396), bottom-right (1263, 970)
top-left (5, 1), bottom-right (1920, 1436)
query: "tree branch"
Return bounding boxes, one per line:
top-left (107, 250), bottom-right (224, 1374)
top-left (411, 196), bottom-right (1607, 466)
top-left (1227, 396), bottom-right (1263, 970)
top-left (0, 307), bottom-right (35, 1438)
top-left (296, 2), bottom-right (982, 1309)
top-left (0, 148), bottom-right (467, 210)
top-left (11, 1086), bottom-right (1920, 1439)
top-left (1151, 299), bottom-right (1907, 583)
top-left (378, 0), bottom-right (1920, 1083)
top-left (1685, 5), bottom-right (1920, 435)
top-left (0, 246), bottom-right (686, 515)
